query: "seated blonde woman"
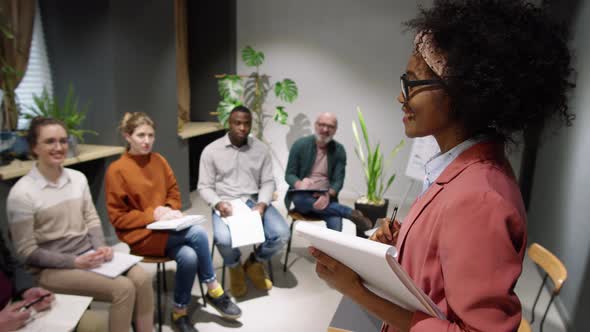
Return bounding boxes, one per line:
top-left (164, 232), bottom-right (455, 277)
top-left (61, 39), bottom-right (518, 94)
top-left (105, 112), bottom-right (241, 332)
top-left (7, 117), bottom-right (154, 332)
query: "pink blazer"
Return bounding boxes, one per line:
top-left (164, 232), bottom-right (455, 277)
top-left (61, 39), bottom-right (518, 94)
top-left (383, 142), bottom-right (527, 332)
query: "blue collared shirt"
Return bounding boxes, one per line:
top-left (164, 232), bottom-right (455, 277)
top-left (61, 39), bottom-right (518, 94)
top-left (421, 136), bottom-right (487, 195)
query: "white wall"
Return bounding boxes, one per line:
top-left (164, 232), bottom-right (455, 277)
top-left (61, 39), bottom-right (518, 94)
top-left (526, 1), bottom-right (590, 328)
top-left (237, 0), bottom-right (432, 206)
top-left (237, 0), bottom-right (586, 327)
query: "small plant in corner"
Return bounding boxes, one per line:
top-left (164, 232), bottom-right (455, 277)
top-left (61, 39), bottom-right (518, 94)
top-left (352, 107), bottom-right (405, 206)
top-left (213, 45), bottom-right (298, 142)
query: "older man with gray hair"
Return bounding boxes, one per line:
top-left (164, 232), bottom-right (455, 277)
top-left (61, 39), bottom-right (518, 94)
top-left (285, 113), bottom-right (372, 236)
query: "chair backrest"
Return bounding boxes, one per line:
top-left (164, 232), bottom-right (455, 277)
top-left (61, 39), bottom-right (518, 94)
top-left (526, 242), bottom-right (567, 332)
top-left (327, 327), bottom-right (353, 332)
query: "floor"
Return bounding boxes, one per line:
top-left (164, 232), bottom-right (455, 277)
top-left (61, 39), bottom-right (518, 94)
top-left (105, 192), bottom-right (567, 332)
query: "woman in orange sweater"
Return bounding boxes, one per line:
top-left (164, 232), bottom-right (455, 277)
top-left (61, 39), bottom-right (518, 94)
top-left (105, 112), bottom-right (241, 332)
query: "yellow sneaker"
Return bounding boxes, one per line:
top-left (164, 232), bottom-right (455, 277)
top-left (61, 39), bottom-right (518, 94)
top-left (229, 264), bottom-right (247, 297)
top-left (244, 256), bottom-right (272, 290)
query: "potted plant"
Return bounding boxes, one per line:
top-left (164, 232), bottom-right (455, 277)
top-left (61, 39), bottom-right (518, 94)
top-left (352, 107), bottom-right (405, 225)
top-left (24, 85), bottom-right (97, 157)
top-left (213, 45), bottom-right (298, 142)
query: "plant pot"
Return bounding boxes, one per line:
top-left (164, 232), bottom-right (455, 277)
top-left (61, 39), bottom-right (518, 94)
top-left (11, 134), bottom-right (29, 159)
top-left (67, 136), bottom-right (79, 158)
top-left (0, 131), bottom-right (30, 163)
top-left (0, 131), bottom-right (17, 166)
top-left (354, 198), bottom-right (389, 228)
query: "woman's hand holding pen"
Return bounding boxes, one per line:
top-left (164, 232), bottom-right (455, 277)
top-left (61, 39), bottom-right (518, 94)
top-left (21, 288), bottom-right (54, 312)
top-left (370, 218), bottom-right (401, 244)
top-left (370, 206), bottom-right (401, 245)
top-left (0, 301), bottom-right (31, 331)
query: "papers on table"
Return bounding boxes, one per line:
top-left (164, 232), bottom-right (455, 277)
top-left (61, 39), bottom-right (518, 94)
top-left (17, 294), bottom-right (92, 332)
top-left (296, 222), bottom-right (445, 319)
top-left (217, 199), bottom-right (265, 248)
top-left (87, 251), bottom-right (142, 278)
top-left (147, 214), bottom-right (206, 231)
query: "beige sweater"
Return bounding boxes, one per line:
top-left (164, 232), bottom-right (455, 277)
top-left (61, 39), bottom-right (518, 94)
top-left (7, 166), bottom-right (105, 270)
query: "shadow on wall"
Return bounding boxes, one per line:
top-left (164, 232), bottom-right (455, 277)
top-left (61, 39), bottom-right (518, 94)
top-left (286, 113), bottom-right (313, 150)
top-left (571, 251), bottom-right (590, 331)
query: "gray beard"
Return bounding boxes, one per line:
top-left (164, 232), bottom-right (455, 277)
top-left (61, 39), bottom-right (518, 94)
top-left (315, 133), bottom-right (333, 145)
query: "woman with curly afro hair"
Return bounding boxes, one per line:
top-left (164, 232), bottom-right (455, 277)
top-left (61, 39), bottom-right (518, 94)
top-left (310, 1), bottom-right (575, 331)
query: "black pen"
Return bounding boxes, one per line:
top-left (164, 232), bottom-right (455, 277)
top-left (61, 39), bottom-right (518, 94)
top-left (19, 293), bottom-right (51, 312)
top-left (389, 206), bottom-right (399, 237)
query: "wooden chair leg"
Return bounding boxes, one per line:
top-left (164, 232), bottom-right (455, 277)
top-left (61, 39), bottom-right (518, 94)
top-left (284, 219), bottom-right (296, 272)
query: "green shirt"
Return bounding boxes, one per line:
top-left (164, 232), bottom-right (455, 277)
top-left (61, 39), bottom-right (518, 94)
top-left (284, 135), bottom-right (347, 208)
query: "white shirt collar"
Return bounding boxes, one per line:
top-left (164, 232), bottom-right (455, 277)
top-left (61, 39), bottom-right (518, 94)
top-left (421, 136), bottom-right (487, 194)
top-left (29, 163), bottom-right (70, 189)
top-left (223, 133), bottom-right (252, 149)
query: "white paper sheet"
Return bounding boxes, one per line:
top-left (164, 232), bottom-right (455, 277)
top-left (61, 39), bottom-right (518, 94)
top-left (296, 222), bottom-right (444, 318)
top-left (147, 214), bottom-right (206, 231)
top-left (17, 294), bottom-right (92, 332)
top-left (87, 252), bottom-right (142, 278)
top-left (217, 199), bottom-right (265, 248)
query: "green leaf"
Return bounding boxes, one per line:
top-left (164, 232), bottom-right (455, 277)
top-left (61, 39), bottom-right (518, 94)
top-left (216, 99), bottom-right (241, 127)
top-left (274, 79), bottom-right (298, 103)
top-left (389, 139), bottom-right (405, 159)
top-left (352, 107), bottom-right (404, 204)
top-left (273, 106), bottom-right (288, 125)
top-left (218, 75), bottom-right (244, 100)
top-left (242, 46), bottom-right (265, 67)
top-left (25, 84), bottom-right (97, 142)
top-left (0, 26), bottom-right (13, 39)
top-left (357, 108), bottom-right (371, 157)
top-left (381, 173), bottom-right (397, 198)
top-left (351, 122), bottom-right (365, 163)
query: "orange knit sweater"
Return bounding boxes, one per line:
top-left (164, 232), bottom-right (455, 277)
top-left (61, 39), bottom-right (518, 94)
top-left (105, 152), bottom-right (181, 256)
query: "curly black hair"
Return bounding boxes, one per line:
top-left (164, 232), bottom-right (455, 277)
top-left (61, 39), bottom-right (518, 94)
top-left (406, 0), bottom-right (575, 142)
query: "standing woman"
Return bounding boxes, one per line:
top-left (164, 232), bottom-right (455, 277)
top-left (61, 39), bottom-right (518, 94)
top-left (7, 117), bottom-right (154, 332)
top-left (105, 112), bottom-right (241, 332)
top-left (311, 1), bottom-right (574, 331)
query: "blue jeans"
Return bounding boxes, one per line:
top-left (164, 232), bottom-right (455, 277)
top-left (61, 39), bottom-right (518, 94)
top-left (165, 225), bottom-right (216, 308)
top-left (290, 192), bottom-right (353, 232)
top-left (212, 199), bottom-right (290, 267)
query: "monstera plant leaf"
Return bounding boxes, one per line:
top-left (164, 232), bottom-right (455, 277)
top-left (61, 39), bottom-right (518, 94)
top-left (216, 99), bottom-right (242, 127)
top-left (242, 46), bottom-right (265, 68)
top-left (274, 79), bottom-right (298, 103)
top-left (218, 75), bottom-right (244, 101)
top-left (274, 106), bottom-right (288, 125)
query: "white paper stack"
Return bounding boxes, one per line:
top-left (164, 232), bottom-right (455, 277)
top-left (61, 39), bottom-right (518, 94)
top-left (217, 199), bottom-right (265, 248)
top-left (147, 214), bottom-right (206, 231)
top-left (16, 294), bottom-right (93, 332)
top-left (296, 222), bottom-right (445, 319)
top-left (87, 252), bottom-right (143, 278)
